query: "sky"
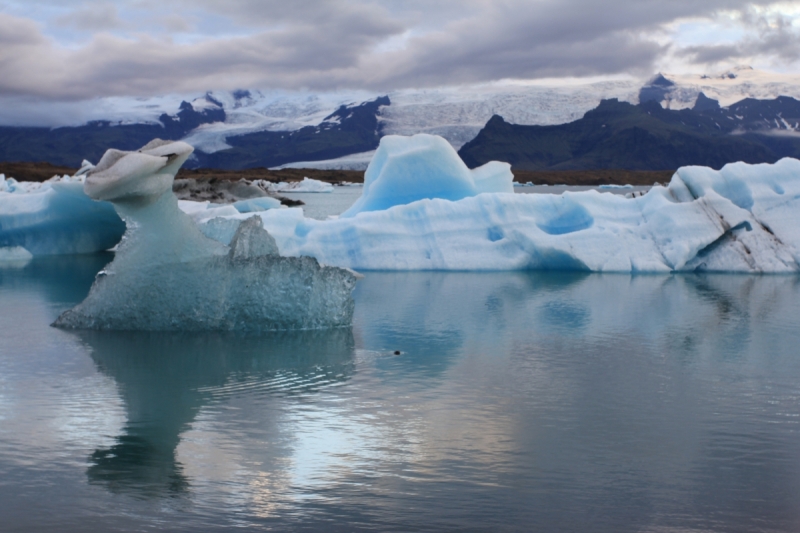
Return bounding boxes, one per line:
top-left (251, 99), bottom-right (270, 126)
top-left (1, 0), bottom-right (800, 102)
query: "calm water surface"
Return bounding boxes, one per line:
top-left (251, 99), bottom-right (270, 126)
top-left (1, 255), bottom-right (799, 532)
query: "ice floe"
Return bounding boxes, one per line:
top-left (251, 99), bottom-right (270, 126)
top-left (340, 134), bottom-right (513, 217)
top-left (260, 177), bottom-right (334, 193)
top-left (54, 139), bottom-right (357, 331)
top-left (239, 155), bottom-right (800, 273)
top-left (1, 168), bottom-right (281, 258)
top-left (4, 133), bottom-right (800, 274)
top-left (0, 174), bottom-right (125, 256)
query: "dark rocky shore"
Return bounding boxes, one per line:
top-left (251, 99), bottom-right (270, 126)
top-left (2, 162), bottom-right (675, 187)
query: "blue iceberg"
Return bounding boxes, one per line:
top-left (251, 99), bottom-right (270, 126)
top-left (0, 175), bottom-right (125, 257)
top-left (239, 136), bottom-right (800, 273)
top-left (340, 134), bottom-right (513, 217)
top-left (54, 139), bottom-right (357, 331)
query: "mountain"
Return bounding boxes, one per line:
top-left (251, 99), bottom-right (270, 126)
top-left (191, 96), bottom-right (389, 170)
top-left (457, 96), bottom-right (800, 170)
top-left (2, 67), bottom-right (800, 170)
top-left (0, 95), bottom-right (226, 167)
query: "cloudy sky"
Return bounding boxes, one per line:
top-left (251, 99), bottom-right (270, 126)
top-left (1, 0), bottom-right (799, 101)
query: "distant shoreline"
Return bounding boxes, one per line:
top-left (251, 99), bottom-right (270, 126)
top-left (1, 161), bottom-right (675, 187)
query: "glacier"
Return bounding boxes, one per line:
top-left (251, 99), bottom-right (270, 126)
top-left (54, 139), bottom-right (357, 331)
top-left (213, 135), bottom-right (800, 273)
top-left (341, 134), bottom-right (513, 217)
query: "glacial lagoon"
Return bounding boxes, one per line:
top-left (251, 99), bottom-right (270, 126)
top-left (2, 252), bottom-right (800, 532)
top-left (2, 185), bottom-right (800, 531)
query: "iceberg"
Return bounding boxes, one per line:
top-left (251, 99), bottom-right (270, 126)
top-left (173, 176), bottom-right (287, 204)
top-left (7, 131), bottom-right (800, 274)
top-left (1, 168), bottom-right (281, 259)
top-left (340, 134), bottom-right (513, 217)
top-left (0, 173), bottom-right (125, 257)
top-left (261, 177), bottom-right (334, 193)
top-left (54, 139), bottom-right (357, 331)
top-left (233, 196), bottom-right (282, 213)
top-left (240, 154), bottom-right (800, 273)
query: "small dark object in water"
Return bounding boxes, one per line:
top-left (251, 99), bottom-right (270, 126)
top-left (393, 350), bottom-right (401, 355)
top-left (279, 196), bottom-right (305, 207)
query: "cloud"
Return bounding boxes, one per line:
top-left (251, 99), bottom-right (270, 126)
top-left (54, 2), bottom-right (123, 31)
top-left (676, 8), bottom-right (800, 65)
top-left (0, 0), bottom-right (797, 101)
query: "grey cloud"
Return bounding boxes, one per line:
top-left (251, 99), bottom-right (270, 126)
top-left (0, 12), bottom-right (48, 45)
top-left (54, 2), bottom-right (123, 31)
top-left (677, 44), bottom-right (742, 64)
top-left (677, 9), bottom-right (800, 65)
top-left (0, 0), bottom-right (796, 101)
top-left (159, 14), bottom-right (192, 33)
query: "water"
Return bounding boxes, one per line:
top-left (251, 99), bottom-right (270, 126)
top-left (281, 187), bottom-right (363, 220)
top-left (2, 255), bottom-right (800, 532)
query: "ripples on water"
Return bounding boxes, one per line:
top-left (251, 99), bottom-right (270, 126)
top-left (1, 257), bottom-right (800, 532)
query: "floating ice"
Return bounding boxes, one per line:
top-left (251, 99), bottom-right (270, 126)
top-left (173, 176), bottom-right (284, 204)
top-left (340, 134), bottom-right (513, 217)
top-left (233, 196), bottom-right (282, 213)
top-left (0, 176), bottom-right (125, 257)
top-left (54, 139), bottom-right (357, 331)
top-left (0, 174), bottom-right (20, 193)
top-left (0, 245), bottom-right (33, 266)
top-left (260, 177), bottom-right (334, 193)
top-left (239, 156), bottom-right (800, 273)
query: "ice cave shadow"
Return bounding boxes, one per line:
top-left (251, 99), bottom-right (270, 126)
top-left (79, 327), bottom-right (355, 499)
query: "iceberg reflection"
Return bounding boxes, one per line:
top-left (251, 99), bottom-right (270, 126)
top-left (80, 329), bottom-right (355, 498)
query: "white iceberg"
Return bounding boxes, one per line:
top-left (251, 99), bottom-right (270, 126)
top-left (235, 151), bottom-right (800, 273)
top-left (54, 139), bottom-right (357, 331)
top-left (340, 134), bottom-right (513, 217)
top-left (260, 177), bottom-right (334, 193)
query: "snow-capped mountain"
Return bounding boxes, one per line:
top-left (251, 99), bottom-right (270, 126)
top-left (3, 67), bottom-right (800, 170)
top-left (640, 66), bottom-right (800, 109)
top-left (132, 66), bottom-right (800, 162)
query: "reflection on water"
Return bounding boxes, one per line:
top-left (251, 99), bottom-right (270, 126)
top-left (0, 252), bottom-right (113, 304)
top-left (82, 329), bottom-right (355, 498)
top-left (2, 256), bottom-right (800, 532)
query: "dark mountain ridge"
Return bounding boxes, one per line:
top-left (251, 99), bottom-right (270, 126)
top-left (458, 95), bottom-right (800, 170)
top-left (4, 81), bottom-right (800, 174)
top-left (0, 94), bottom-right (226, 167)
top-left (0, 95), bottom-right (389, 171)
